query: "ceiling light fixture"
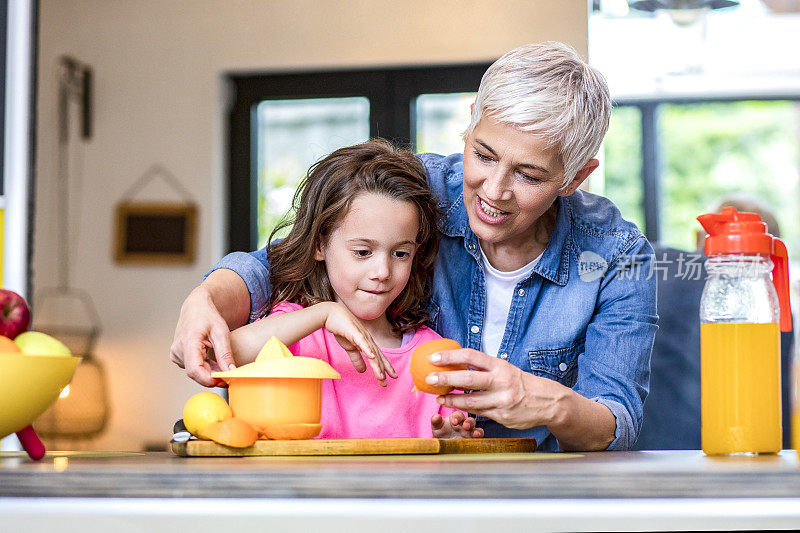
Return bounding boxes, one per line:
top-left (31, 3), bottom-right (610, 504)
top-left (629, 0), bottom-right (739, 25)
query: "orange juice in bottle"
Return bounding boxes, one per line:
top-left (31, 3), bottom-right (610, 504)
top-left (793, 342), bottom-right (800, 451)
top-left (701, 322), bottom-right (781, 454)
top-left (698, 207), bottom-right (791, 455)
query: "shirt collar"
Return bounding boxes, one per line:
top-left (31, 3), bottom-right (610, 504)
top-left (441, 193), bottom-right (469, 238)
top-left (532, 195), bottom-right (571, 287)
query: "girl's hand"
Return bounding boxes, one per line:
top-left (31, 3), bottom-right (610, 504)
top-left (323, 302), bottom-right (397, 386)
top-left (431, 412), bottom-right (484, 439)
top-left (425, 348), bottom-right (569, 430)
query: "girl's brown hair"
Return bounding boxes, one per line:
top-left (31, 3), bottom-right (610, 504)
top-left (266, 139), bottom-right (439, 335)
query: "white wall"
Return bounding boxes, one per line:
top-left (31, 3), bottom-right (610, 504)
top-left (35, 0), bottom-right (588, 450)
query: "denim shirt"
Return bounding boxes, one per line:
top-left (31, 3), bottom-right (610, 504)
top-left (208, 153), bottom-right (658, 451)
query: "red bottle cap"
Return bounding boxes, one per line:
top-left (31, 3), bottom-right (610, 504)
top-left (697, 206), bottom-right (792, 332)
top-left (697, 206), bottom-right (772, 255)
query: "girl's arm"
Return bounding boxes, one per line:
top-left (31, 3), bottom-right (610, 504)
top-left (230, 302), bottom-right (397, 386)
top-left (230, 303), bottom-right (335, 364)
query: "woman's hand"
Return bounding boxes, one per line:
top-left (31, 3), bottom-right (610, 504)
top-left (170, 286), bottom-right (237, 387)
top-left (322, 302), bottom-right (397, 387)
top-left (170, 270), bottom-right (251, 387)
top-left (426, 348), bottom-right (616, 450)
top-left (425, 348), bottom-right (569, 430)
top-left (431, 412), bottom-right (484, 439)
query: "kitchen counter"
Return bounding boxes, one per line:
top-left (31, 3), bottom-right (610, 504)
top-left (1, 449), bottom-right (799, 531)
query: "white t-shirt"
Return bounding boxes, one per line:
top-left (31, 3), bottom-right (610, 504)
top-left (479, 247), bottom-right (541, 358)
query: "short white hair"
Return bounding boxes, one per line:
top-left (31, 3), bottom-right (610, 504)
top-left (464, 42), bottom-right (611, 189)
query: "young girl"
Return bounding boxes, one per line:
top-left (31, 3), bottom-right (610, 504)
top-left (229, 139), bottom-right (482, 440)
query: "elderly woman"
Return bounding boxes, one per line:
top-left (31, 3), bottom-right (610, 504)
top-left (171, 42), bottom-right (657, 452)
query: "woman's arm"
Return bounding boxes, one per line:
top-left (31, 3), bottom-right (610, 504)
top-left (424, 349), bottom-right (615, 450)
top-left (536, 380), bottom-right (616, 451)
top-left (570, 238), bottom-right (658, 450)
top-left (428, 238), bottom-right (657, 451)
top-left (201, 268), bottom-right (252, 328)
top-left (170, 269), bottom-right (251, 387)
top-left (171, 248), bottom-right (272, 387)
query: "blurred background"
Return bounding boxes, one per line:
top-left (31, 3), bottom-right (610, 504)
top-left (1, 0), bottom-right (799, 451)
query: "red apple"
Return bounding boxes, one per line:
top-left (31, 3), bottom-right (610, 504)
top-left (0, 289), bottom-right (31, 339)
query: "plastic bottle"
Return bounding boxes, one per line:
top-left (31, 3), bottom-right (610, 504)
top-left (792, 312), bottom-right (800, 452)
top-left (697, 207), bottom-right (791, 455)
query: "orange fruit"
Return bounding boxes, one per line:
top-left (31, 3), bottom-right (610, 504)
top-left (203, 417), bottom-right (258, 448)
top-left (410, 338), bottom-right (465, 395)
top-left (0, 335), bottom-right (22, 353)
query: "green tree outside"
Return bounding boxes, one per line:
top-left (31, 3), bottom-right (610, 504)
top-left (602, 100), bottom-right (799, 259)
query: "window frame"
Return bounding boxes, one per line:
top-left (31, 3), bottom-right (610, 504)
top-left (227, 68), bottom-right (800, 252)
top-left (614, 94), bottom-right (800, 243)
top-left (226, 64), bottom-right (490, 252)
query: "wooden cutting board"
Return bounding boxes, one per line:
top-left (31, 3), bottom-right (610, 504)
top-left (171, 437), bottom-right (537, 457)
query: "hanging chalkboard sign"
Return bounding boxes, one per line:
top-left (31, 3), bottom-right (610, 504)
top-left (114, 164), bottom-right (198, 266)
top-left (115, 203), bottom-right (197, 265)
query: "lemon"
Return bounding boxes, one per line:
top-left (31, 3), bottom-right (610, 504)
top-left (182, 392), bottom-right (233, 438)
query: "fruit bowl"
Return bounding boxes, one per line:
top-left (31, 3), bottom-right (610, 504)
top-left (0, 351), bottom-right (81, 440)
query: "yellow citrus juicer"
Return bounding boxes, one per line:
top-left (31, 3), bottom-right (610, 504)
top-left (212, 337), bottom-right (339, 439)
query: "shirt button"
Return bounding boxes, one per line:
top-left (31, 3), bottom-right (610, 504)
top-left (468, 243), bottom-right (476, 251)
top-left (559, 362), bottom-right (568, 371)
top-left (499, 352), bottom-right (508, 359)
top-left (470, 325), bottom-right (480, 334)
top-left (518, 288), bottom-right (525, 296)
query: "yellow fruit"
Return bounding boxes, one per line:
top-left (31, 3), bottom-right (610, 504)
top-left (14, 331), bottom-right (71, 356)
top-left (182, 392), bottom-right (233, 438)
